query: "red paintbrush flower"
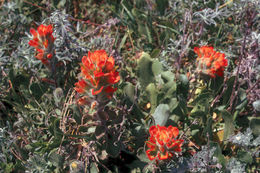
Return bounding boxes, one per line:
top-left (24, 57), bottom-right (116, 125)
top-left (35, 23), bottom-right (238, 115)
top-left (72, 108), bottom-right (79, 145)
top-left (194, 46), bottom-right (228, 78)
top-left (28, 24), bottom-right (55, 65)
top-left (74, 50), bottom-right (120, 100)
top-left (146, 125), bottom-right (184, 161)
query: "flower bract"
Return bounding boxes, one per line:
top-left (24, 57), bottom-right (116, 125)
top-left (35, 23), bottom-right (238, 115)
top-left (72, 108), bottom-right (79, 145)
top-left (194, 46), bottom-right (228, 78)
top-left (74, 50), bottom-right (120, 99)
top-left (146, 125), bottom-right (184, 161)
top-left (28, 24), bottom-right (55, 65)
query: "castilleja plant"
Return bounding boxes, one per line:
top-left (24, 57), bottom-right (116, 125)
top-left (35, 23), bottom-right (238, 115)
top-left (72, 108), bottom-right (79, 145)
top-left (194, 46), bottom-right (228, 78)
top-left (146, 125), bottom-right (184, 162)
top-left (28, 24), bottom-right (55, 65)
top-left (74, 50), bottom-right (120, 103)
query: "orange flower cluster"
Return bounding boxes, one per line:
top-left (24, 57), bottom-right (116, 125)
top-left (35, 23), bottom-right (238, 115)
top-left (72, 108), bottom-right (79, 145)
top-left (74, 50), bottom-right (120, 99)
top-left (28, 24), bottom-right (55, 65)
top-left (146, 125), bottom-right (184, 161)
top-left (194, 46), bottom-right (228, 77)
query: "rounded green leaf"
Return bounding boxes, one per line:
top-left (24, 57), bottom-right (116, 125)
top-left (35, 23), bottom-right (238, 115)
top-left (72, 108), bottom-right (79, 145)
top-left (151, 59), bottom-right (163, 76)
top-left (137, 52), bottom-right (154, 88)
top-left (152, 104), bottom-right (170, 126)
top-left (250, 117), bottom-right (260, 136)
top-left (124, 82), bottom-right (135, 102)
top-left (253, 100), bottom-right (260, 112)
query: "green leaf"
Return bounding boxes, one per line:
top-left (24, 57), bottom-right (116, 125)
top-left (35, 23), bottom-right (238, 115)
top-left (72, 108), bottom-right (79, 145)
top-left (250, 117), bottom-right (260, 136)
top-left (14, 74), bottom-right (30, 87)
top-left (90, 162), bottom-right (99, 173)
top-left (137, 149), bottom-right (150, 163)
top-left (53, 118), bottom-right (63, 138)
top-left (70, 104), bottom-right (82, 124)
top-left (168, 98), bottom-right (178, 112)
top-left (126, 160), bottom-right (146, 172)
top-left (209, 76), bottom-right (224, 93)
top-left (221, 110), bottom-right (235, 141)
top-left (151, 59), bottom-right (163, 76)
top-left (143, 164), bottom-right (154, 173)
top-left (155, 0), bottom-right (168, 15)
top-left (48, 118), bottom-right (63, 139)
top-left (177, 74), bottom-right (189, 99)
top-left (29, 83), bottom-right (45, 100)
top-left (235, 89), bottom-right (248, 112)
top-left (161, 71), bottom-right (175, 83)
top-left (118, 33), bottom-right (128, 52)
top-left (57, 0), bottom-right (66, 8)
top-left (237, 150), bottom-right (253, 164)
top-left (210, 142), bottom-right (226, 166)
top-left (150, 49), bottom-right (161, 59)
top-left (190, 104), bottom-right (207, 117)
top-left (223, 76), bottom-right (235, 104)
top-left (106, 139), bottom-right (121, 158)
top-left (55, 109), bottom-right (62, 116)
top-left (146, 83), bottom-right (158, 113)
top-left (252, 100), bottom-right (260, 112)
top-left (53, 88), bottom-right (64, 106)
top-left (152, 104), bottom-right (170, 126)
top-left (145, 23), bottom-right (152, 43)
top-left (137, 52), bottom-right (154, 89)
top-left (190, 92), bottom-right (211, 119)
top-left (190, 92), bottom-right (213, 106)
top-left (48, 150), bottom-right (64, 168)
top-left (235, 99), bottom-right (247, 111)
top-left (179, 74), bottom-right (189, 86)
top-left (124, 82), bottom-right (135, 102)
top-left (172, 98), bottom-right (187, 118)
top-left (121, 0), bottom-right (134, 22)
top-left (203, 117), bottom-right (213, 139)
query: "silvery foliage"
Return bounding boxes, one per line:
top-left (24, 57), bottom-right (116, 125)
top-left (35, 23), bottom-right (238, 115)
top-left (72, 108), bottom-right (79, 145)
top-left (237, 30), bottom-right (260, 107)
top-left (0, 2), bottom-right (33, 72)
top-left (229, 128), bottom-right (260, 147)
top-left (252, 135), bottom-right (260, 148)
top-left (0, 126), bottom-right (14, 163)
top-left (0, 2), bottom-right (30, 26)
top-left (0, 47), bottom-right (9, 65)
top-left (167, 157), bottom-right (191, 173)
top-left (0, 2), bottom-right (40, 71)
top-left (230, 0), bottom-right (260, 17)
top-left (48, 10), bottom-right (88, 63)
top-left (83, 17), bottom-right (120, 54)
top-left (164, 38), bottom-right (182, 57)
top-left (0, 2), bottom-right (30, 66)
top-left (25, 153), bottom-right (52, 173)
top-left (88, 36), bottom-right (114, 53)
top-left (168, 0), bottom-right (199, 9)
top-left (1, 2), bottom-right (17, 26)
top-left (162, 0), bottom-right (230, 70)
top-left (190, 146), bottom-right (222, 172)
top-left (226, 158), bottom-right (246, 173)
top-left (250, 32), bottom-right (260, 45)
top-left (239, 0), bottom-right (260, 6)
top-left (193, 5), bottom-right (228, 26)
top-left (159, 38), bottom-right (188, 70)
top-left (16, 36), bottom-right (41, 69)
top-left (239, 53), bottom-right (260, 103)
top-left (234, 0), bottom-right (260, 108)
top-left (15, 29), bottom-right (42, 69)
top-left (159, 44), bottom-right (175, 71)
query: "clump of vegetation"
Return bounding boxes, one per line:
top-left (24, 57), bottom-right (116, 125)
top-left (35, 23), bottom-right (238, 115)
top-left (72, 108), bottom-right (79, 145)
top-left (0, 0), bottom-right (259, 172)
